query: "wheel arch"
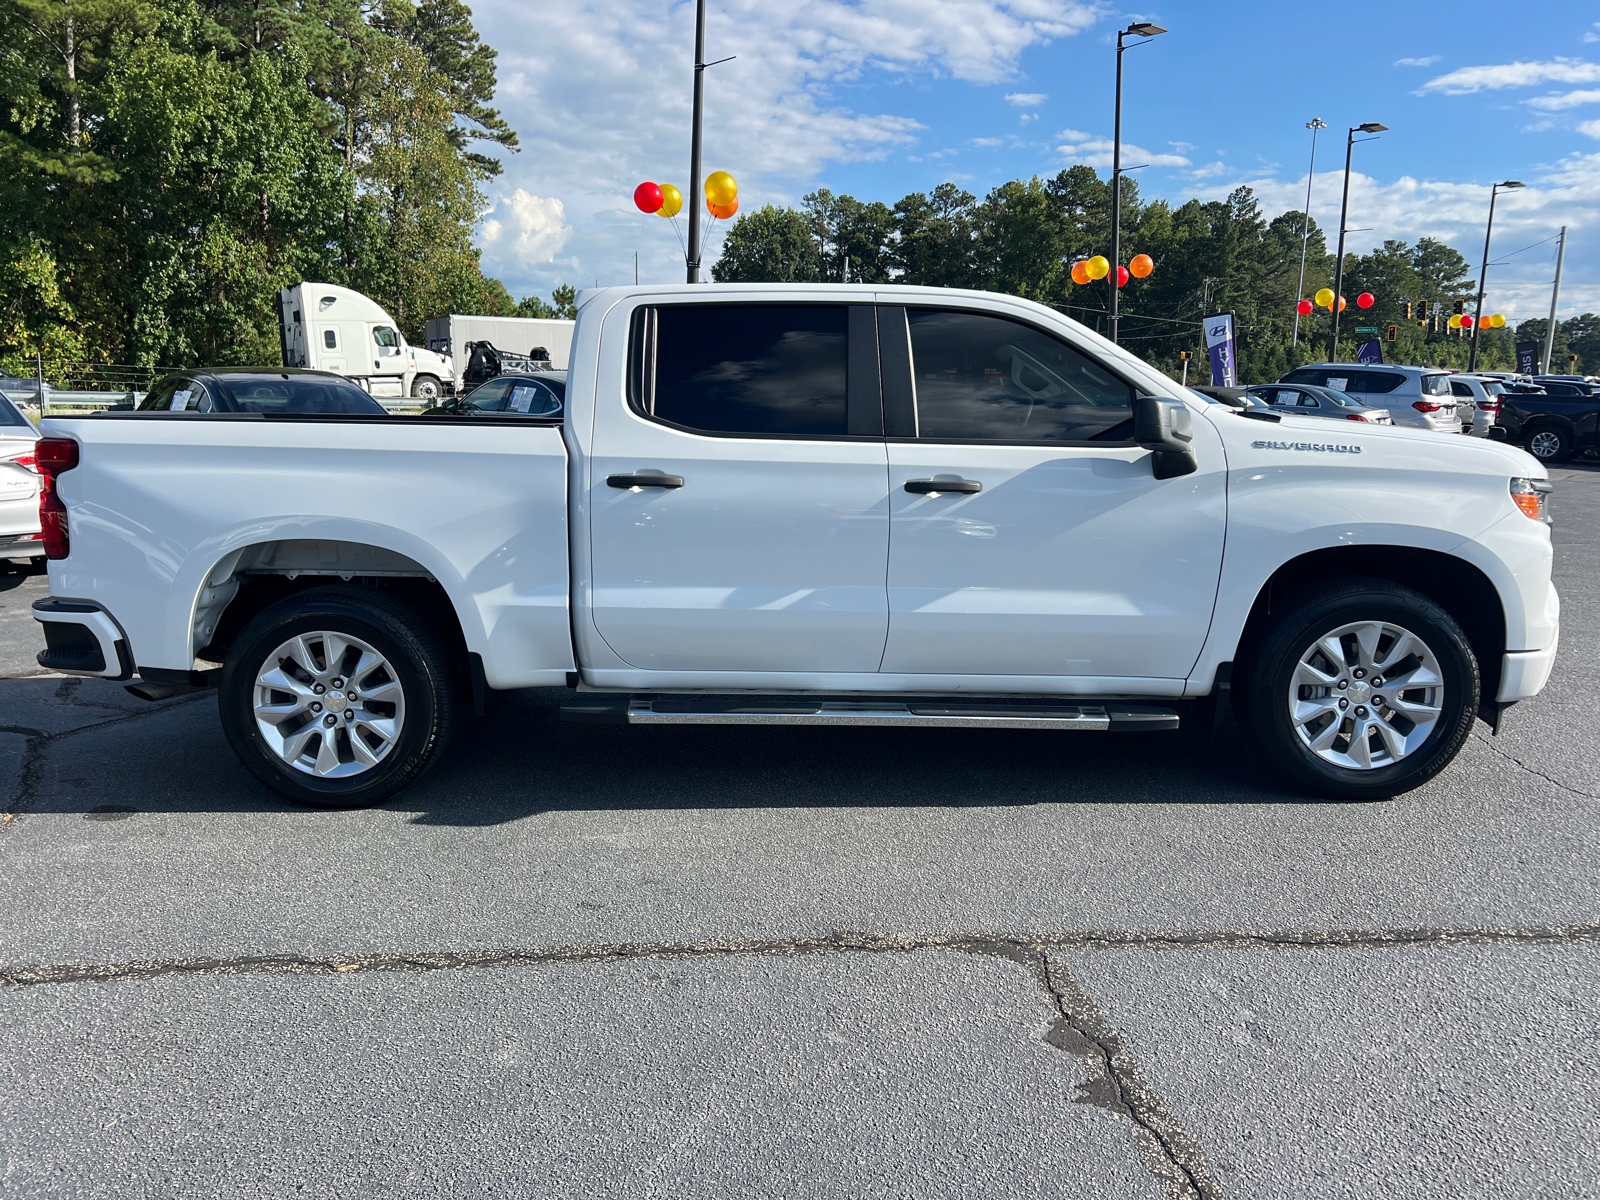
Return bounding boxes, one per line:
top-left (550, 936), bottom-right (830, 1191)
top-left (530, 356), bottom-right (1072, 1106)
top-left (184, 537), bottom-right (475, 671)
top-left (1235, 545), bottom-right (1506, 702)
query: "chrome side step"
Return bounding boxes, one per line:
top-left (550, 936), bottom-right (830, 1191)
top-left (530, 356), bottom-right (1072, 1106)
top-left (560, 698), bottom-right (1179, 732)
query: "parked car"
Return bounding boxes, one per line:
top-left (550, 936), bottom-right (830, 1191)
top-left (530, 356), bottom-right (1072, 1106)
top-left (1277, 364), bottom-right (1462, 433)
top-left (136, 369), bottom-right (390, 415)
top-left (1494, 381), bottom-right (1600, 461)
top-left (33, 285), bottom-right (1558, 807)
top-left (423, 371), bottom-right (565, 418)
top-left (1448, 375), bottom-right (1502, 438)
top-left (1530, 377), bottom-right (1600, 398)
top-left (1244, 383), bottom-right (1394, 424)
top-left (0, 394), bottom-right (42, 559)
top-left (1188, 386), bottom-right (1267, 408)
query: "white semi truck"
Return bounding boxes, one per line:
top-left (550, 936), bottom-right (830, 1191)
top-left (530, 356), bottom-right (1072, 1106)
top-left (277, 283), bottom-right (456, 401)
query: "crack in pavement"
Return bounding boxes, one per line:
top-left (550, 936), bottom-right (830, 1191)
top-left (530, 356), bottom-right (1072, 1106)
top-left (1471, 731), bottom-right (1599, 801)
top-left (0, 691), bottom-right (211, 830)
top-left (11, 925), bottom-right (1594, 1198)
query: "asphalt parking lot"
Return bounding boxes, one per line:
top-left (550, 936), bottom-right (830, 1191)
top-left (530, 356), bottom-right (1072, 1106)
top-left (2, 467), bottom-right (1597, 1200)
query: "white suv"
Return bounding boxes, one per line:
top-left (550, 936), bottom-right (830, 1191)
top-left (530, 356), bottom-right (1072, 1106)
top-left (1278, 364), bottom-right (1463, 433)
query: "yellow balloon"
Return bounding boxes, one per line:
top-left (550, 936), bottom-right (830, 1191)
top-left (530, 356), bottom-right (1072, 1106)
top-left (1087, 255), bottom-right (1110, 280)
top-left (1448, 314), bottom-right (1462, 329)
top-left (705, 171), bottom-right (737, 207)
top-left (1491, 313), bottom-right (1506, 328)
top-left (657, 184), bottom-right (683, 218)
top-left (1313, 287), bottom-right (1334, 308)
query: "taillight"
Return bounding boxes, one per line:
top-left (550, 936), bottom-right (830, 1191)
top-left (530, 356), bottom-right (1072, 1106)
top-left (1478, 401), bottom-right (1499, 412)
top-left (1510, 477), bottom-right (1551, 521)
top-left (36, 437), bottom-right (78, 560)
top-left (1413, 401), bottom-right (1445, 413)
top-left (1346, 413), bottom-right (1372, 421)
top-left (4, 451), bottom-right (37, 471)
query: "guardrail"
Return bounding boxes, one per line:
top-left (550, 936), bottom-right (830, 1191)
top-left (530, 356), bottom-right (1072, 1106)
top-left (3, 390), bottom-right (432, 418)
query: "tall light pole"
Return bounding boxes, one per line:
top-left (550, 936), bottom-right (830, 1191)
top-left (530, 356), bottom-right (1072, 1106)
top-left (686, 0), bottom-right (707, 283)
top-left (1292, 118), bottom-right (1325, 347)
top-left (1543, 225), bottom-right (1567, 375)
top-left (1468, 179), bottom-right (1524, 371)
top-left (1109, 21), bottom-right (1166, 346)
top-left (1328, 122), bottom-right (1388, 363)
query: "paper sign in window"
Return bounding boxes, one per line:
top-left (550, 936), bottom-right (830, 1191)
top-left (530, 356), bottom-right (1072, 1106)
top-left (1326, 377), bottom-right (1348, 392)
top-left (510, 386), bottom-right (537, 413)
top-left (170, 389), bottom-right (193, 411)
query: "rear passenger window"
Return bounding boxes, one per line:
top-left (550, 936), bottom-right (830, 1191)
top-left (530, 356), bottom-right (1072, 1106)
top-left (907, 309), bottom-right (1133, 442)
top-left (645, 305), bottom-right (849, 436)
top-left (1358, 372), bottom-right (1404, 394)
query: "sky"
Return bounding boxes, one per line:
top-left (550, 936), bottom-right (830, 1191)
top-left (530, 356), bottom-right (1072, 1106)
top-left (468, 0), bottom-right (1600, 330)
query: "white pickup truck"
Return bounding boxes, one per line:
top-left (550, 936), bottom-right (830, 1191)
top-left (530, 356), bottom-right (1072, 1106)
top-left (30, 285), bottom-right (1559, 806)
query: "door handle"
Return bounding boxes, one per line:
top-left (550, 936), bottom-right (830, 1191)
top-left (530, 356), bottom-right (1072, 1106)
top-left (608, 473), bottom-right (685, 489)
top-left (904, 478), bottom-right (981, 494)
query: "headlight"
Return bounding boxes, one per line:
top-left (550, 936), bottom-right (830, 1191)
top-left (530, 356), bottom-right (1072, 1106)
top-left (1510, 477), bottom-right (1553, 521)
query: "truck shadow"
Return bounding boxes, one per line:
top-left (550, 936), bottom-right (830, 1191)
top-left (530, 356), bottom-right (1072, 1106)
top-left (387, 688), bottom-right (1353, 824)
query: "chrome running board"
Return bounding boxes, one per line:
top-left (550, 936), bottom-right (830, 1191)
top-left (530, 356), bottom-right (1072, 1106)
top-left (560, 698), bottom-right (1179, 732)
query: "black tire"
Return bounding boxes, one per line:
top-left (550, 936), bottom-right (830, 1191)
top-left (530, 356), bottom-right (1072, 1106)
top-left (410, 374), bottom-right (442, 400)
top-left (1236, 577), bottom-right (1478, 800)
top-left (1525, 425), bottom-right (1572, 463)
top-left (219, 587), bottom-right (455, 808)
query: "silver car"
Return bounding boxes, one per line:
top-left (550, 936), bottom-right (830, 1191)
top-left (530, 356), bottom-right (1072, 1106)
top-left (1448, 374), bottom-right (1502, 438)
top-left (1245, 383), bottom-right (1394, 424)
top-left (1278, 363), bottom-right (1463, 433)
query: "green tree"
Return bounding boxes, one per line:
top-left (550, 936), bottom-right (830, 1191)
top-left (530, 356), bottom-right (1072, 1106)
top-left (892, 183), bottom-right (976, 287)
top-left (711, 205), bottom-right (820, 282)
top-left (514, 284), bottom-right (576, 319)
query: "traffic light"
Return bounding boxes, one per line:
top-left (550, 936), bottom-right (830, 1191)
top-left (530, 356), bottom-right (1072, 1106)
top-left (1179, 351), bottom-right (1191, 360)
top-left (1418, 299), bottom-right (1429, 320)
top-left (1403, 302), bottom-right (1413, 320)
top-left (1387, 324), bottom-right (1398, 342)
top-left (1453, 299), bottom-right (1465, 316)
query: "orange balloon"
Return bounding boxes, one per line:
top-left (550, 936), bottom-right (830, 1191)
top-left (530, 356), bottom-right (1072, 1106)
top-left (1337, 295), bottom-right (1347, 312)
top-left (1070, 260), bottom-right (1091, 286)
top-left (1129, 253), bottom-right (1153, 279)
top-left (708, 197), bottom-right (739, 220)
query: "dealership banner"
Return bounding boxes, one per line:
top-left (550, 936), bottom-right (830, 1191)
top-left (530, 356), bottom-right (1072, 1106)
top-left (1356, 339), bottom-right (1383, 365)
top-left (1516, 340), bottom-right (1540, 376)
top-left (1203, 312), bottom-right (1237, 387)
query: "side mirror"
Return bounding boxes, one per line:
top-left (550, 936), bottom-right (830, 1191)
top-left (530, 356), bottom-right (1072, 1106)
top-left (1133, 396), bottom-right (1198, 480)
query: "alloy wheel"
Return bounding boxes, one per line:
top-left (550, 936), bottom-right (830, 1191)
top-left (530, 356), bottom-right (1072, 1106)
top-left (253, 631), bottom-right (406, 777)
top-left (1287, 619), bottom-right (1444, 771)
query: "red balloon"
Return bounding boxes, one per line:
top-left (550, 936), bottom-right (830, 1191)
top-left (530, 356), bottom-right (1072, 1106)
top-left (634, 181), bottom-right (663, 214)
top-left (1296, 299), bottom-right (1314, 316)
top-left (1461, 314), bottom-right (1474, 329)
top-left (1356, 292), bottom-right (1375, 309)
top-left (1116, 265), bottom-right (1130, 288)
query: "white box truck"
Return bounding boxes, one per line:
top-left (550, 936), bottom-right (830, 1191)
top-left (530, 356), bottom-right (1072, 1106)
top-left (423, 314), bottom-right (576, 377)
top-left (277, 283), bottom-right (456, 401)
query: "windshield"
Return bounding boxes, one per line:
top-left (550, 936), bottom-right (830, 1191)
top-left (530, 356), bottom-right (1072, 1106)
top-left (211, 374), bottom-right (387, 414)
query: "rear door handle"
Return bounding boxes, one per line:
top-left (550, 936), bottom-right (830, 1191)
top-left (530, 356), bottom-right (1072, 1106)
top-left (904, 478), bottom-right (981, 494)
top-left (608, 473), bottom-right (685, 489)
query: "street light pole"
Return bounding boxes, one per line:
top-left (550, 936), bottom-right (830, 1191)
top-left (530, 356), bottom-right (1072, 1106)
top-left (1469, 179), bottom-right (1524, 372)
top-left (1292, 118), bottom-right (1325, 347)
top-left (1108, 22), bottom-right (1165, 346)
top-left (686, 0), bottom-right (706, 283)
top-left (1327, 122), bottom-right (1387, 363)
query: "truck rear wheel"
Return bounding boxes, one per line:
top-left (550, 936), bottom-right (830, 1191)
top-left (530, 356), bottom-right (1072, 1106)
top-left (1526, 426), bottom-right (1571, 462)
top-left (1237, 577), bottom-right (1478, 800)
top-left (219, 587), bottom-right (455, 808)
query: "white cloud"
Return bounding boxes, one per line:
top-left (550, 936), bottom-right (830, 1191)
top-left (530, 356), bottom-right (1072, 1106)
top-left (471, 0), bottom-right (1101, 292)
top-left (1580, 118), bottom-right (1600, 138)
top-left (971, 136), bottom-right (1005, 147)
top-left (1587, 22), bottom-right (1600, 44)
top-left (1004, 92), bottom-right (1047, 106)
top-left (480, 190), bottom-right (573, 265)
top-left (1394, 55), bottom-right (1441, 67)
top-left (1418, 57), bottom-right (1600, 95)
top-left (1056, 136), bottom-right (1190, 169)
top-left (1169, 140), bottom-right (1197, 153)
top-left (1526, 88), bottom-right (1600, 111)
top-left (1054, 127), bottom-right (1094, 142)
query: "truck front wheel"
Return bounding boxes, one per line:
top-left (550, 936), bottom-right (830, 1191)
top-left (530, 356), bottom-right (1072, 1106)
top-left (218, 587), bottom-right (455, 808)
top-left (1237, 578), bottom-right (1478, 800)
top-left (411, 374), bottom-right (442, 400)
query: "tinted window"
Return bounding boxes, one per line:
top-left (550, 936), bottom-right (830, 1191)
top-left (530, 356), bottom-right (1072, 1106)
top-left (0, 396), bottom-right (27, 426)
top-left (323, 329), bottom-right (338, 350)
top-left (1280, 370), bottom-right (1326, 386)
top-left (210, 374), bottom-right (387, 414)
top-left (907, 309), bottom-right (1132, 442)
top-left (470, 378), bottom-right (561, 415)
top-left (651, 305), bottom-right (848, 436)
top-left (1420, 373), bottom-right (1451, 397)
top-left (1354, 372), bottom-right (1404, 394)
top-left (463, 378), bottom-right (513, 407)
top-left (1451, 382), bottom-right (1473, 398)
